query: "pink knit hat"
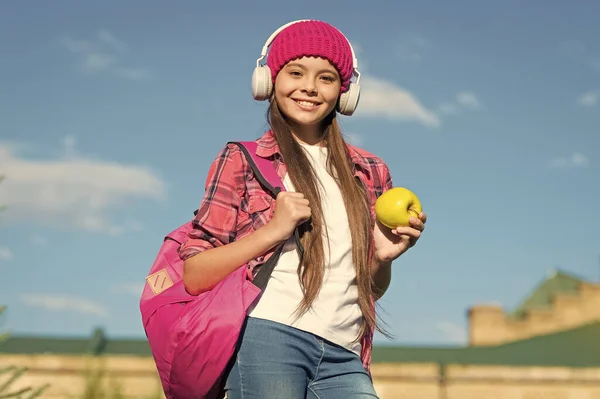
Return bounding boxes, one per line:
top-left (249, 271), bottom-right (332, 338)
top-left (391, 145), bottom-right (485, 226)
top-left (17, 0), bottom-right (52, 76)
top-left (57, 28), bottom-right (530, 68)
top-left (266, 20), bottom-right (354, 93)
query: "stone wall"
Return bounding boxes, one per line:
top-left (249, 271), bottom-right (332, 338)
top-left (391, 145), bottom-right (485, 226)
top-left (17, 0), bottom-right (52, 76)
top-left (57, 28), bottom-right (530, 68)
top-left (3, 354), bottom-right (600, 398)
top-left (468, 282), bottom-right (600, 346)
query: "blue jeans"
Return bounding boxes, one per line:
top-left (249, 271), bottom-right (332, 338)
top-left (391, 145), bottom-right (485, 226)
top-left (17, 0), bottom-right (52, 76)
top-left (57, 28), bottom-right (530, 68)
top-left (224, 317), bottom-right (379, 398)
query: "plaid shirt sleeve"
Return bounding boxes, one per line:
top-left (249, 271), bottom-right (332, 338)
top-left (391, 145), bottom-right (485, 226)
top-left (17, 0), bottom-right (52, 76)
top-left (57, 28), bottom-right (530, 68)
top-left (381, 163), bottom-right (394, 193)
top-left (365, 155), bottom-right (394, 200)
top-left (178, 144), bottom-right (247, 261)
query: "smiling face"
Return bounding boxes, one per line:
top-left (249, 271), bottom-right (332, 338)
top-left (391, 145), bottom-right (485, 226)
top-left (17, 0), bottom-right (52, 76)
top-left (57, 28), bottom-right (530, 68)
top-left (273, 56), bottom-right (342, 143)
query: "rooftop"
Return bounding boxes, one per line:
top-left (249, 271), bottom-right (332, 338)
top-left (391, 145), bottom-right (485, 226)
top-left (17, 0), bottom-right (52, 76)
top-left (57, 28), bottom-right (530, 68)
top-left (509, 270), bottom-right (587, 319)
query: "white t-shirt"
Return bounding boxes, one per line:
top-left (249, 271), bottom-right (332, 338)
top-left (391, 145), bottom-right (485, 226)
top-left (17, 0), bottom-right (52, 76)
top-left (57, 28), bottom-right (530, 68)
top-left (249, 143), bottom-right (363, 356)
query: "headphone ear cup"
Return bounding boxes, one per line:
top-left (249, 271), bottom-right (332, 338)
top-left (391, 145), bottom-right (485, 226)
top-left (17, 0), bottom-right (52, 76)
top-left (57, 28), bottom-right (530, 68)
top-left (337, 82), bottom-right (361, 116)
top-left (252, 66), bottom-right (273, 101)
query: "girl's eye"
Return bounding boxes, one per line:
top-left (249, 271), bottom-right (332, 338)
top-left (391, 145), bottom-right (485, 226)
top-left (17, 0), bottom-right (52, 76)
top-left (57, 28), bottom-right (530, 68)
top-left (321, 76), bottom-right (335, 82)
top-left (289, 71), bottom-right (302, 76)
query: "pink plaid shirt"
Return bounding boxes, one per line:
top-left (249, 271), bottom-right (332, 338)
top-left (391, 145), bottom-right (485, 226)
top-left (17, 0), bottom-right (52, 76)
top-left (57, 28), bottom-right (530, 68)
top-left (179, 129), bottom-right (393, 373)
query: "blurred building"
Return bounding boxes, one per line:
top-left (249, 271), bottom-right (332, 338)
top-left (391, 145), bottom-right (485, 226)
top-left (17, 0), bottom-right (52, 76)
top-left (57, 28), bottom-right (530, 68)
top-left (2, 269), bottom-right (600, 398)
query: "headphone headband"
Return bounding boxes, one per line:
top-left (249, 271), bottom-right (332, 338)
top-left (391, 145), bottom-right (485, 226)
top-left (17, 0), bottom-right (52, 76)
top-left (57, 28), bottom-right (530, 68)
top-left (255, 19), bottom-right (360, 84)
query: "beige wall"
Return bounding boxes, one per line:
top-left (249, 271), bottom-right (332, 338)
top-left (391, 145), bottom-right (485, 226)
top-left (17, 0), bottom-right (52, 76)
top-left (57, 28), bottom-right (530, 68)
top-left (3, 354), bottom-right (600, 399)
top-left (468, 282), bottom-right (600, 346)
top-left (0, 354), bottom-right (164, 398)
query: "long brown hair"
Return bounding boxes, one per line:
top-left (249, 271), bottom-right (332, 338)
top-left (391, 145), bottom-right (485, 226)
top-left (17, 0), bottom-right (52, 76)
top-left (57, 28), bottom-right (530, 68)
top-left (267, 99), bottom-right (387, 342)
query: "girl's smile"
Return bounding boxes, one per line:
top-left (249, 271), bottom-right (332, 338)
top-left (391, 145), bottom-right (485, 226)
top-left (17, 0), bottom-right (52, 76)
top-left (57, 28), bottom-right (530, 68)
top-left (293, 98), bottom-right (322, 111)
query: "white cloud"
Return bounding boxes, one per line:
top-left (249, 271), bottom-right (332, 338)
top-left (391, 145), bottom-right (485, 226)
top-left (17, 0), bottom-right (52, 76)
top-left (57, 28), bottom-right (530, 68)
top-left (0, 246), bottom-right (15, 262)
top-left (61, 30), bottom-right (151, 80)
top-left (111, 282), bottom-right (144, 296)
top-left (355, 76), bottom-right (440, 128)
top-left (578, 91), bottom-right (598, 107)
top-left (0, 136), bottom-right (165, 235)
top-left (96, 30), bottom-right (126, 50)
top-left (113, 67), bottom-right (153, 81)
top-left (438, 91), bottom-right (483, 115)
top-left (436, 321), bottom-right (467, 344)
top-left (20, 293), bottom-right (108, 317)
top-left (396, 34), bottom-right (431, 64)
top-left (348, 39), bottom-right (442, 128)
top-left (82, 53), bottom-right (117, 73)
top-left (456, 92), bottom-right (482, 110)
top-left (348, 39), bottom-right (477, 127)
top-left (550, 152), bottom-right (590, 169)
top-left (29, 234), bottom-right (49, 247)
top-left (438, 103), bottom-right (458, 115)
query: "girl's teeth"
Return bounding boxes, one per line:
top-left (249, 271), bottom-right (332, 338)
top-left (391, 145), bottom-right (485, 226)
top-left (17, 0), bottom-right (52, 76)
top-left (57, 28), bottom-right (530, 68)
top-left (297, 100), bottom-right (317, 107)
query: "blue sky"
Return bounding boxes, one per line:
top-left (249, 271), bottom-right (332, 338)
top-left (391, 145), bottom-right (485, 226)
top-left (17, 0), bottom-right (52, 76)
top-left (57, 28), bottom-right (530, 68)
top-left (0, 0), bottom-right (599, 346)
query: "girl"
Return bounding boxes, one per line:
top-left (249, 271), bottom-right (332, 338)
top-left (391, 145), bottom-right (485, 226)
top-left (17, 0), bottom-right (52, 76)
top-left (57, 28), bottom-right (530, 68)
top-left (179, 19), bottom-right (426, 399)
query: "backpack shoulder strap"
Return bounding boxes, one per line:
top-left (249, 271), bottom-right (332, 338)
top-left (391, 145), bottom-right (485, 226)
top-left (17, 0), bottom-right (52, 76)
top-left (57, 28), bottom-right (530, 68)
top-left (229, 141), bottom-right (284, 197)
top-left (230, 140), bottom-right (304, 289)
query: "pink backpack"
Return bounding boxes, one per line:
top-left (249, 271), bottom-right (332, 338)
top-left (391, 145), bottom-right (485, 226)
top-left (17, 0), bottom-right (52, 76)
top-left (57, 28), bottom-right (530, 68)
top-left (139, 141), bottom-right (288, 399)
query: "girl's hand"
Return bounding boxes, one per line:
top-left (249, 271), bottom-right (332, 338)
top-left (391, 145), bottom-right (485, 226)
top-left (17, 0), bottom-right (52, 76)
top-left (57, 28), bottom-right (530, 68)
top-left (373, 212), bottom-right (427, 263)
top-left (264, 191), bottom-right (311, 243)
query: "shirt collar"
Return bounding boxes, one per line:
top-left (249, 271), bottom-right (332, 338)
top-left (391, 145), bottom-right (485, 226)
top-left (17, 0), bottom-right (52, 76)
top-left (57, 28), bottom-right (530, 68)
top-left (255, 130), bottom-right (371, 177)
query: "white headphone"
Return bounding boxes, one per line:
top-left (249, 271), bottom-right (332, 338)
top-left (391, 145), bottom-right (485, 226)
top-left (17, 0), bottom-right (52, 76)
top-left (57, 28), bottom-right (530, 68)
top-left (251, 19), bottom-right (361, 116)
